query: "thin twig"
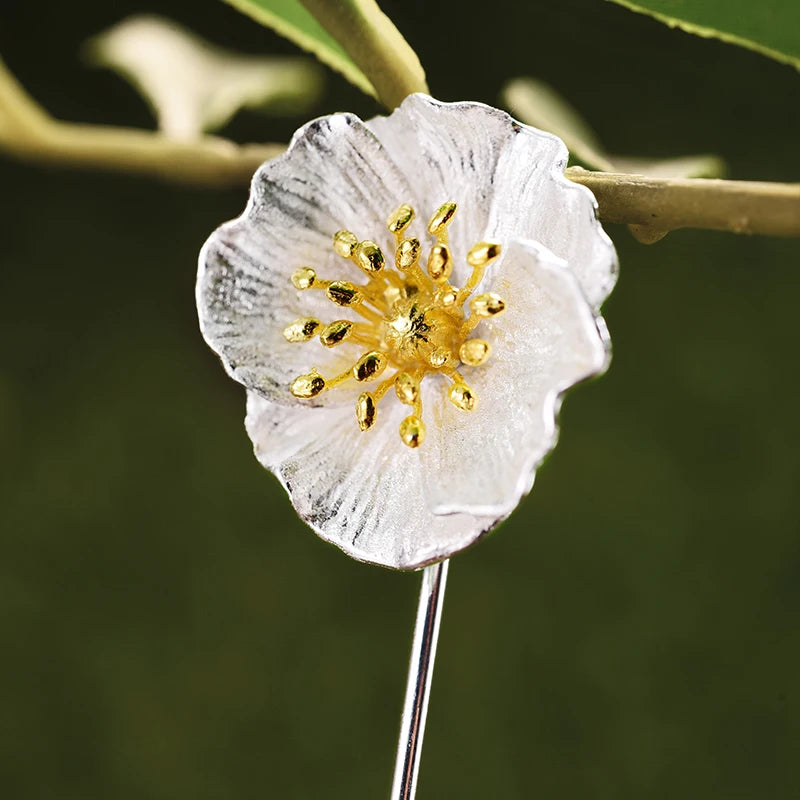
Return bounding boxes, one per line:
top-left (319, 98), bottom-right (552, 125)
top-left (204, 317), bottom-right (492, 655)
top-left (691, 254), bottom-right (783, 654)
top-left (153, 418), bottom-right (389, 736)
top-left (0, 54), bottom-right (280, 186)
top-left (298, 0), bottom-right (428, 109)
top-left (566, 167), bottom-right (800, 241)
top-left (2, 55), bottom-right (798, 237)
top-left (2, 119), bottom-right (281, 187)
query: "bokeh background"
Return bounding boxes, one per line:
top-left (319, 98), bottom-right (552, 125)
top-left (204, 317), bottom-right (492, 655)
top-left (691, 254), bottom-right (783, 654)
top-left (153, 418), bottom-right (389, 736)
top-left (2, 1), bottom-right (799, 797)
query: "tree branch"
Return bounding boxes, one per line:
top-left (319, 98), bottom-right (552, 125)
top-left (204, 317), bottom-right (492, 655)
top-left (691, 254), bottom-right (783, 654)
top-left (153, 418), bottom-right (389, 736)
top-left (566, 167), bottom-right (800, 241)
top-left (2, 56), bottom-right (798, 238)
top-left (0, 54), bottom-right (280, 186)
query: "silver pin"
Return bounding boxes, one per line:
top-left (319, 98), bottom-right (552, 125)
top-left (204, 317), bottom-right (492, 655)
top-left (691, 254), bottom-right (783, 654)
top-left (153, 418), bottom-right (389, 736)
top-left (391, 559), bottom-right (450, 800)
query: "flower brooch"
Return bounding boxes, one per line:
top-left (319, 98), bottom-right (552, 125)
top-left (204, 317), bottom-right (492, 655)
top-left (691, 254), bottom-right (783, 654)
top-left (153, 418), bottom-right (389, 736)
top-left (197, 94), bottom-right (617, 570)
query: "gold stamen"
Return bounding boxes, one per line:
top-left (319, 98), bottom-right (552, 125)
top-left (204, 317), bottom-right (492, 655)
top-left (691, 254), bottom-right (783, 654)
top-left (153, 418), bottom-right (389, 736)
top-left (399, 415), bottom-right (426, 448)
top-left (470, 293), bottom-right (506, 317)
top-left (396, 237), bottom-right (421, 270)
top-left (319, 320), bottom-right (353, 347)
top-left (458, 241), bottom-right (502, 303)
top-left (333, 230), bottom-right (358, 258)
top-left (387, 204), bottom-right (414, 235)
top-left (286, 202), bottom-right (506, 447)
top-left (395, 372), bottom-right (419, 405)
top-left (433, 286), bottom-right (458, 308)
top-left (427, 202), bottom-right (457, 236)
top-left (283, 317), bottom-right (321, 343)
top-left (291, 267), bottom-right (316, 290)
top-left (290, 370), bottom-right (325, 398)
top-left (383, 284), bottom-right (403, 307)
top-left (327, 281), bottom-right (361, 306)
top-left (459, 339), bottom-right (491, 366)
top-left (373, 373), bottom-right (398, 401)
top-left (448, 383), bottom-right (477, 412)
top-left (467, 241), bottom-right (502, 268)
top-left (356, 392), bottom-right (377, 431)
top-left (353, 351), bottom-right (388, 382)
top-left (427, 244), bottom-right (452, 283)
top-left (354, 240), bottom-right (385, 273)
top-left (428, 347), bottom-right (450, 368)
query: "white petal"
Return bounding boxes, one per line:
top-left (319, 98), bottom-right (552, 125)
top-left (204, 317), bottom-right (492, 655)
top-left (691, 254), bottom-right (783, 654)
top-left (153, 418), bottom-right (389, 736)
top-left (420, 239), bottom-right (609, 517)
top-left (245, 392), bottom-right (499, 570)
top-left (367, 95), bottom-right (617, 307)
top-left (487, 124), bottom-right (618, 307)
top-left (197, 113), bottom-right (413, 405)
top-left (366, 95), bottom-right (512, 285)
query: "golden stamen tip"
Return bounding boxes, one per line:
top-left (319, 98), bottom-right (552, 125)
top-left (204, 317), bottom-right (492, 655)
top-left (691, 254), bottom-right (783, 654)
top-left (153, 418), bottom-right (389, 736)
top-left (291, 267), bottom-right (316, 290)
top-left (353, 351), bottom-right (388, 382)
top-left (326, 281), bottom-right (361, 307)
top-left (427, 243), bottom-right (452, 283)
top-left (354, 240), bottom-right (385, 273)
top-left (434, 286), bottom-right (458, 307)
top-left (470, 292), bottom-right (506, 317)
top-left (428, 347), bottom-right (450, 368)
top-left (396, 237), bottom-right (421, 271)
top-left (356, 392), bottom-right (377, 431)
top-left (399, 415), bottom-right (426, 448)
top-left (290, 370), bottom-right (325, 398)
top-left (387, 204), bottom-right (415, 234)
top-left (467, 241), bottom-right (502, 268)
top-left (394, 372), bottom-right (419, 405)
top-left (427, 201), bottom-right (457, 235)
top-left (459, 338), bottom-right (492, 366)
top-left (333, 230), bottom-right (358, 258)
top-left (319, 320), bottom-right (353, 347)
top-left (448, 383), bottom-right (477, 412)
top-left (282, 317), bottom-right (321, 343)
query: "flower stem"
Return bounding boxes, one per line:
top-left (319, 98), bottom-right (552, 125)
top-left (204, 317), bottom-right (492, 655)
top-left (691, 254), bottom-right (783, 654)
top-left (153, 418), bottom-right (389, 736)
top-left (391, 559), bottom-right (449, 800)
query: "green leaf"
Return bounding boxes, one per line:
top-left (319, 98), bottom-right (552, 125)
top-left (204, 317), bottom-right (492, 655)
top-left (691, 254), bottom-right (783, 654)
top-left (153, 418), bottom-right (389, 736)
top-left (605, 0), bottom-right (800, 71)
top-left (221, 0), bottom-right (375, 96)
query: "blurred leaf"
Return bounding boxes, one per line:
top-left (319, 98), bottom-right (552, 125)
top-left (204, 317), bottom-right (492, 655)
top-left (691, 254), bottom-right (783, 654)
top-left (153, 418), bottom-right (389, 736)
top-left (502, 76), bottom-right (725, 178)
top-left (221, 0), bottom-right (374, 96)
top-left (87, 15), bottom-right (324, 140)
top-left (605, 0), bottom-right (800, 71)
top-left (502, 77), bottom-right (614, 171)
top-left (613, 154), bottom-right (726, 179)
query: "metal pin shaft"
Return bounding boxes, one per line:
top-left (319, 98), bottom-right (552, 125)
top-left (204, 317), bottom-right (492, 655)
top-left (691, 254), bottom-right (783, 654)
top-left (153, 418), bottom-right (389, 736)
top-left (390, 559), bottom-right (450, 800)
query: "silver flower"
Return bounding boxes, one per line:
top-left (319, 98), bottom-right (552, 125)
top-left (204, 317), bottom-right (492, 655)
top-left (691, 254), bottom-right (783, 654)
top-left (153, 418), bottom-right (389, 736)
top-left (197, 94), bottom-right (617, 570)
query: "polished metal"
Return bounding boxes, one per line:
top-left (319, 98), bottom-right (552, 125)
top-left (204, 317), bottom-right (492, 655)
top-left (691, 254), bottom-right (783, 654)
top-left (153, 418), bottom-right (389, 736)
top-left (390, 559), bottom-right (450, 800)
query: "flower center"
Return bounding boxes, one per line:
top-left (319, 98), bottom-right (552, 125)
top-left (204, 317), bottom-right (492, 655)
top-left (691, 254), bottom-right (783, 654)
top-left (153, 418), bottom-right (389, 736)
top-left (284, 201), bottom-right (506, 448)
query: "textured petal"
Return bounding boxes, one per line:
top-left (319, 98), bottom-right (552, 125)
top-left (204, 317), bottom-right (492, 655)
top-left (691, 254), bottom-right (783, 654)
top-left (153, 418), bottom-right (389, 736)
top-left (487, 124), bottom-right (618, 308)
top-left (420, 239), bottom-right (609, 517)
top-left (366, 95), bottom-right (512, 286)
top-left (367, 94), bottom-right (617, 306)
top-left (197, 113), bottom-right (413, 406)
top-left (245, 391), bottom-right (499, 570)
top-left (198, 95), bottom-right (619, 570)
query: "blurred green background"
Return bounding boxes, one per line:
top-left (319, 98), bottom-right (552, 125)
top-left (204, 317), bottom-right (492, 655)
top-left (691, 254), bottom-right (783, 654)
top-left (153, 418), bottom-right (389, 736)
top-left (1, 1), bottom-right (799, 797)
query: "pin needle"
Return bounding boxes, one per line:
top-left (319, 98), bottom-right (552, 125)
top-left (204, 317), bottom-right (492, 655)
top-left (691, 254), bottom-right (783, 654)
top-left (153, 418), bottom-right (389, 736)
top-left (390, 559), bottom-right (449, 800)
